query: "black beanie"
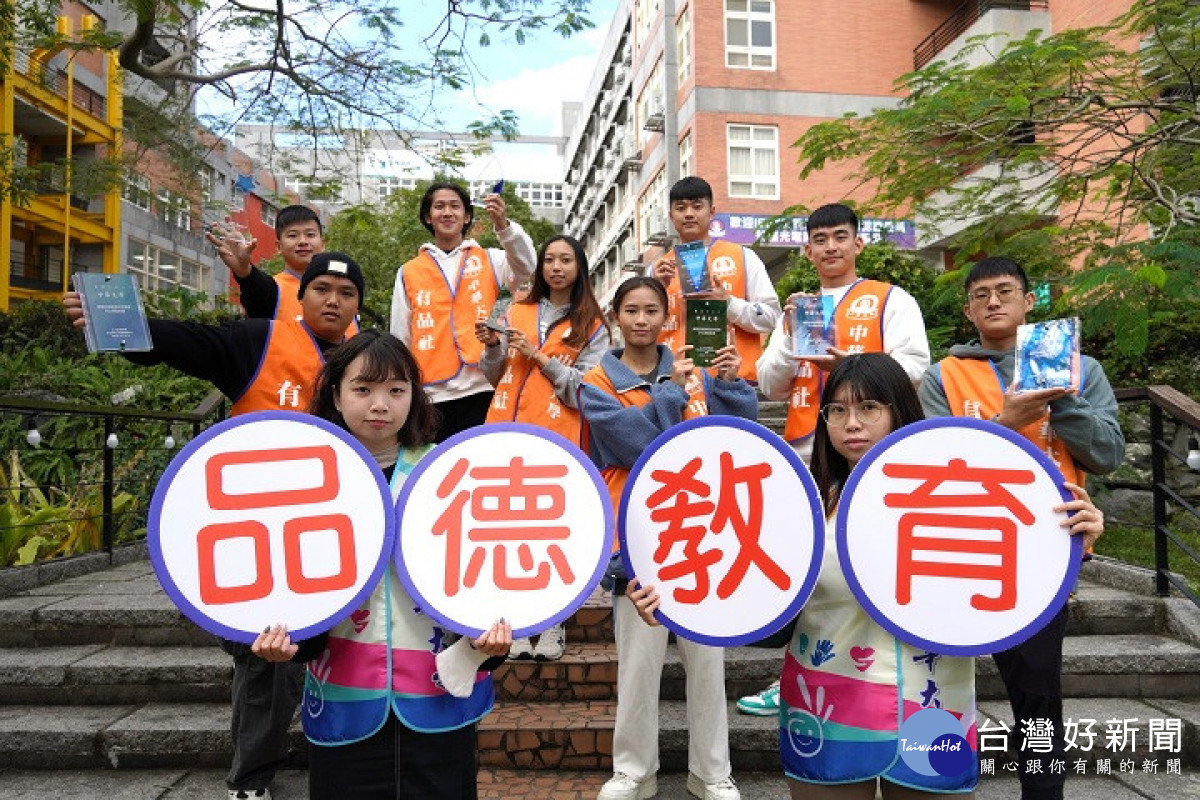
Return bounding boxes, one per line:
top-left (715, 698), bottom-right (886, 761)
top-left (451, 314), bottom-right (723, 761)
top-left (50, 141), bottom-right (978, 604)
top-left (297, 252), bottom-right (365, 308)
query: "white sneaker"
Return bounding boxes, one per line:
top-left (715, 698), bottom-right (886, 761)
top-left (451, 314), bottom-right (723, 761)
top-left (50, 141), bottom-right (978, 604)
top-left (507, 636), bottom-right (533, 660)
top-left (597, 771), bottom-right (658, 800)
top-left (227, 790), bottom-right (271, 800)
top-left (686, 773), bottom-right (740, 800)
top-left (532, 622), bottom-right (566, 661)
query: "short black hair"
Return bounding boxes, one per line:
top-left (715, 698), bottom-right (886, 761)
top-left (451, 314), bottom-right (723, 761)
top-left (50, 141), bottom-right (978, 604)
top-left (964, 256), bottom-right (1029, 293)
top-left (419, 182), bottom-right (475, 237)
top-left (611, 275), bottom-right (669, 313)
top-left (669, 176), bottom-right (713, 205)
top-left (275, 204), bottom-right (322, 239)
top-left (806, 203), bottom-right (859, 234)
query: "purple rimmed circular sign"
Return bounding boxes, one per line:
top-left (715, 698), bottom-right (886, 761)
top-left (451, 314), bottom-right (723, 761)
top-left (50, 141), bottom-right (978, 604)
top-left (619, 416), bottom-right (824, 647)
top-left (149, 411), bottom-right (394, 644)
top-left (836, 417), bottom-right (1079, 656)
top-left (392, 423), bottom-right (612, 638)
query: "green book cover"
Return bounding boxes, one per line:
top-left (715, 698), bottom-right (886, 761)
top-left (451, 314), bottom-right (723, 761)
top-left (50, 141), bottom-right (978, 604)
top-left (685, 298), bottom-right (728, 368)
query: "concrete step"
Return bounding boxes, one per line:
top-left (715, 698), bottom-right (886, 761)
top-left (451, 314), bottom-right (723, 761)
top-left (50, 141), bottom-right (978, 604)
top-left (4, 630), bottom-right (1195, 708)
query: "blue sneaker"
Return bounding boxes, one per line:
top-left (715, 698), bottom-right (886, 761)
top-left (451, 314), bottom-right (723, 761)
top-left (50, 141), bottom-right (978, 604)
top-left (735, 680), bottom-right (780, 716)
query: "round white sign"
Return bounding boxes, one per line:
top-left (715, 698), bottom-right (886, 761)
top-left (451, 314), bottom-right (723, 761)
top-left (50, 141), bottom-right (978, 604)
top-left (393, 423), bottom-right (612, 638)
top-left (149, 412), bottom-right (394, 643)
top-left (837, 417), bottom-right (1080, 656)
top-left (620, 416), bottom-right (824, 646)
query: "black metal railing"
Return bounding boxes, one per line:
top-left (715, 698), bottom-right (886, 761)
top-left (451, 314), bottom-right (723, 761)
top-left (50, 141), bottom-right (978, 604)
top-left (1113, 386), bottom-right (1200, 607)
top-left (12, 49), bottom-right (108, 119)
top-left (0, 391), bottom-right (226, 569)
top-left (914, 0), bottom-right (1050, 69)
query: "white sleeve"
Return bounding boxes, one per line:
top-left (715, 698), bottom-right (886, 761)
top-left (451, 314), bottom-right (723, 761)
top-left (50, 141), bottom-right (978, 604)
top-left (882, 286), bottom-right (930, 384)
top-left (725, 247), bottom-right (781, 334)
top-left (434, 636), bottom-right (491, 698)
top-left (491, 220), bottom-right (537, 290)
top-left (390, 265), bottom-right (412, 344)
top-left (755, 314), bottom-right (797, 401)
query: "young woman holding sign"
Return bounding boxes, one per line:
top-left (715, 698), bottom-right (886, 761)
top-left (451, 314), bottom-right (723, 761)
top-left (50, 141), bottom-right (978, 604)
top-left (633, 353), bottom-right (1103, 799)
top-left (251, 330), bottom-right (511, 800)
top-left (579, 275), bottom-right (756, 800)
top-left (474, 234), bottom-right (611, 661)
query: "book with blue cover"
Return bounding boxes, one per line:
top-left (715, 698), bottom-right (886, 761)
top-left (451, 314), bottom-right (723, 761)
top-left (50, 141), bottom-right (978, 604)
top-left (1014, 317), bottom-right (1080, 391)
top-left (73, 273), bottom-right (153, 353)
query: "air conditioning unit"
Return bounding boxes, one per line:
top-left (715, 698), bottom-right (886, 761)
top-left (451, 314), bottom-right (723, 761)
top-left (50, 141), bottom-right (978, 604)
top-left (646, 212), bottom-right (672, 247)
top-left (643, 112), bottom-right (665, 133)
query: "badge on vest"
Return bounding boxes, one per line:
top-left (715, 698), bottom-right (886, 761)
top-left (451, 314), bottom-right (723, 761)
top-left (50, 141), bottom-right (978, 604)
top-left (846, 294), bottom-right (880, 320)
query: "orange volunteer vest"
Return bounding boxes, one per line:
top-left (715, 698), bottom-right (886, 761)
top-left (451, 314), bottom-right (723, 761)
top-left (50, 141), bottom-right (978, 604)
top-left (273, 270), bottom-right (359, 335)
top-left (937, 356), bottom-right (1083, 486)
top-left (580, 363), bottom-right (709, 551)
top-left (484, 302), bottom-right (604, 442)
top-left (655, 240), bottom-right (761, 382)
top-left (783, 280), bottom-right (891, 444)
top-left (401, 247), bottom-right (499, 385)
top-left (231, 319), bottom-right (329, 416)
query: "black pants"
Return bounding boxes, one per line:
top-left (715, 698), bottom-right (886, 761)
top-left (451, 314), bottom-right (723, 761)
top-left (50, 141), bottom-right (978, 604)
top-left (992, 604), bottom-right (1069, 800)
top-left (308, 714), bottom-right (479, 799)
top-left (433, 391), bottom-right (494, 443)
top-left (224, 643), bottom-right (304, 791)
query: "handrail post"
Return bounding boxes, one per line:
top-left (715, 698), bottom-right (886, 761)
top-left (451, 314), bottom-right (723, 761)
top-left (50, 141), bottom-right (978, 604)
top-left (102, 415), bottom-right (114, 557)
top-left (1149, 403), bottom-right (1169, 596)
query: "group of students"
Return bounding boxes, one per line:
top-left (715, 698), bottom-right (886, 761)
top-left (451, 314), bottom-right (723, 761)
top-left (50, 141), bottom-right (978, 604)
top-left (61, 173), bottom-right (1121, 800)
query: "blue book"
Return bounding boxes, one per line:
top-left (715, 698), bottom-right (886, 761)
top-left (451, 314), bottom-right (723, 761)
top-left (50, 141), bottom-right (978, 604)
top-left (1014, 318), bottom-right (1080, 391)
top-left (73, 273), bottom-right (153, 353)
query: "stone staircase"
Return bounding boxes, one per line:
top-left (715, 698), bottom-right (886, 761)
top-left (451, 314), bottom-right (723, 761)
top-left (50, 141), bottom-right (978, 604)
top-left (0, 399), bottom-right (1198, 797)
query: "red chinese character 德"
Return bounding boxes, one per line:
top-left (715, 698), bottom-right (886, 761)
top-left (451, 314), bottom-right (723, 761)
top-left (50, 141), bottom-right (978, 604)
top-left (434, 457), bottom-right (576, 597)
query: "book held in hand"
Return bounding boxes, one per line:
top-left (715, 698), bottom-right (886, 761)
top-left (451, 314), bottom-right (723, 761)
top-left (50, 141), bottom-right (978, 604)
top-left (685, 297), bottom-right (729, 368)
top-left (1014, 317), bottom-right (1080, 392)
top-left (674, 240), bottom-right (712, 296)
top-left (73, 273), bottom-right (153, 353)
top-left (791, 294), bottom-right (835, 357)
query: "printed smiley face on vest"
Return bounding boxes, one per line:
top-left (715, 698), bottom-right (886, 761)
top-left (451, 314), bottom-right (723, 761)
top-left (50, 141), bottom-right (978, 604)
top-left (846, 294), bottom-right (880, 320)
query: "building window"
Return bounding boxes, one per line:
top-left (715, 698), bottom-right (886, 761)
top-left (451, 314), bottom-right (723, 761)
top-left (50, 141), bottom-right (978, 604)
top-left (725, 0), bottom-right (775, 69)
top-left (679, 132), bottom-right (693, 179)
top-left (376, 175), bottom-right (416, 199)
top-left (727, 124), bottom-right (778, 199)
top-left (157, 189), bottom-right (191, 230)
top-left (676, 8), bottom-right (692, 83)
top-left (260, 202), bottom-right (277, 228)
top-left (124, 173), bottom-right (151, 210)
top-left (126, 237), bottom-right (211, 295)
top-left (638, 169), bottom-right (668, 251)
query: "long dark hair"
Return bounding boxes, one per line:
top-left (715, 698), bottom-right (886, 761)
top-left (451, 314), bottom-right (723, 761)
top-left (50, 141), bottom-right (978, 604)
top-left (309, 330), bottom-right (439, 447)
top-left (520, 234), bottom-right (608, 349)
top-left (809, 353), bottom-right (924, 515)
top-left (611, 275), bottom-right (669, 313)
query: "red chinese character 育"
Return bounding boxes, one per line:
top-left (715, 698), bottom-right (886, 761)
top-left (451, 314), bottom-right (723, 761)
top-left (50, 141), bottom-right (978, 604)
top-left (882, 458), bottom-right (1035, 612)
top-left (434, 456), bottom-right (576, 596)
top-left (646, 451), bottom-right (791, 604)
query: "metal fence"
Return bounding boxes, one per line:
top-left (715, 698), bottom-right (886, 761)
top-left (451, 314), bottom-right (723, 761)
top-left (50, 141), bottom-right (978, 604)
top-left (914, 0), bottom-right (1051, 69)
top-left (1, 391), bottom-right (225, 567)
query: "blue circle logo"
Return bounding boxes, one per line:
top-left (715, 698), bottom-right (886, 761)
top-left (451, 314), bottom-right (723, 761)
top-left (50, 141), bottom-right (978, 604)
top-left (898, 708), bottom-right (972, 777)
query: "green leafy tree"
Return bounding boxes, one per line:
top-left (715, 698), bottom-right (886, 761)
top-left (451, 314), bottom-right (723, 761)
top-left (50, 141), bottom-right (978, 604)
top-left (790, 0), bottom-right (1200, 380)
top-left (324, 180), bottom-right (557, 326)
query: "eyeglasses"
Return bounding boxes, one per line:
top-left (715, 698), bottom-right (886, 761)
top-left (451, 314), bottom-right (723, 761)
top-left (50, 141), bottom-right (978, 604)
top-left (820, 400), bottom-right (890, 426)
top-left (968, 284), bottom-right (1022, 304)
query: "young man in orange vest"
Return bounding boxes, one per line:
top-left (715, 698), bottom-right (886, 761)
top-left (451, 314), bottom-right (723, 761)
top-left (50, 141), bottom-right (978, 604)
top-left (64, 253), bottom-right (364, 800)
top-left (390, 181), bottom-right (536, 441)
top-left (739, 203), bottom-right (930, 717)
top-left (651, 176), bottom-right (780, 383)
top-left (756, 203), bottom-right (930, 463)
top-left (920, 256), bottom-right (1124, 800)
top-left (209, 205), bottom-right (360, 335)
